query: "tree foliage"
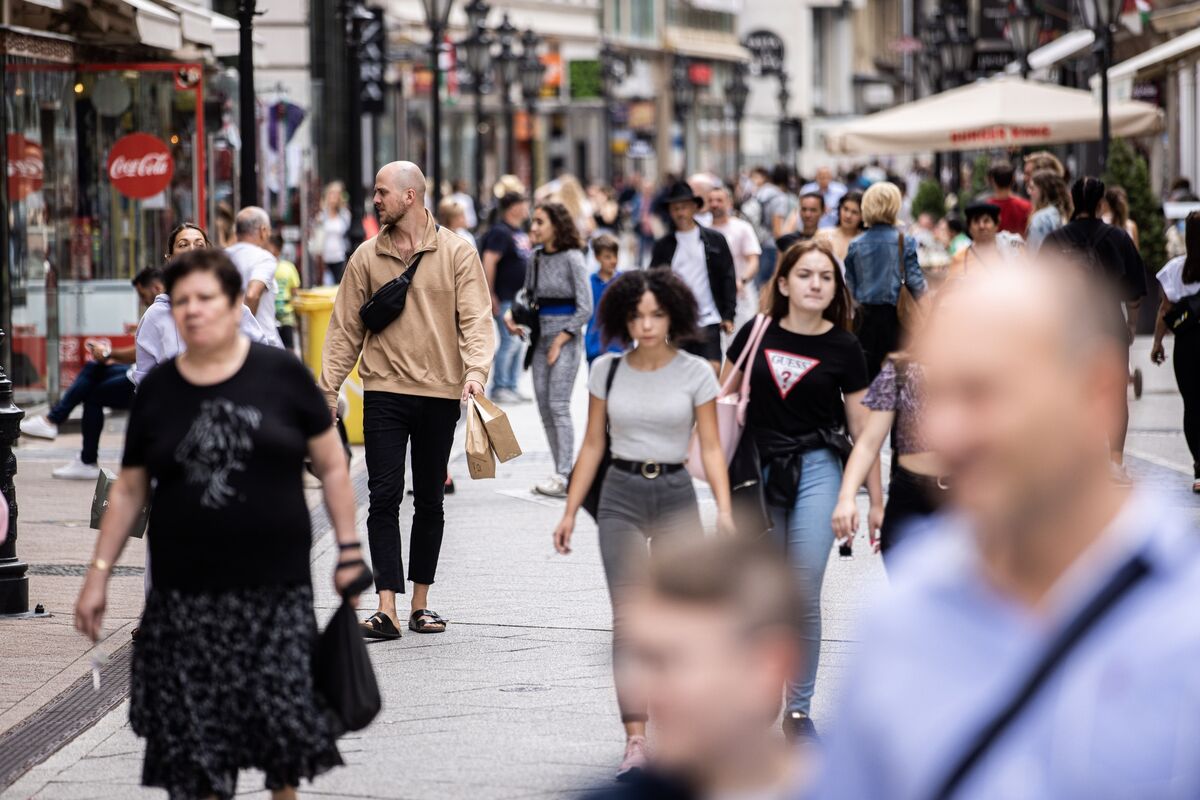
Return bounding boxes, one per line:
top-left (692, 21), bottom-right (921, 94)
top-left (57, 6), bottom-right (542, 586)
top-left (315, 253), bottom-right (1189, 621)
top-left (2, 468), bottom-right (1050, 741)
top-left (1104, 138), bottom-right (1167, 270)
top-left (911, 180), bottom-right (947, 221)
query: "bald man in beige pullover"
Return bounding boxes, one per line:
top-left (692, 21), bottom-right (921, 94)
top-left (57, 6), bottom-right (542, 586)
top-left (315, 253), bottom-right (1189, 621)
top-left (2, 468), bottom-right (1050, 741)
top-left (320, 161), bottom-right (494, 639)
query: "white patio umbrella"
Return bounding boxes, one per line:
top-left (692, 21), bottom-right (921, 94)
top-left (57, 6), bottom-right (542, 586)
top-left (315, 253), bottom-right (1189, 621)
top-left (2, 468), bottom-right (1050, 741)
top-left (825, 75), bottom-right (1162, 156)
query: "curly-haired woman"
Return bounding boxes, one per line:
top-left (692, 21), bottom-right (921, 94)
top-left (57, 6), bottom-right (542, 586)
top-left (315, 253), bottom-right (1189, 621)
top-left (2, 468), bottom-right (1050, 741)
top-left (553, 269), bottom-right (734, 780)
top-left (507, 201), bottom-right (593, 497)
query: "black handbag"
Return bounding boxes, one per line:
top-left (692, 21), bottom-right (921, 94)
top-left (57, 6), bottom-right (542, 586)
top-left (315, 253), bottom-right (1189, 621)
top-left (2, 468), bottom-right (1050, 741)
top-left (511, 249), bottom-right (541, 329)
top-left (1165, 292), bottom-right (1200, 335)
top-left (728, 433), bottom-right (772, 538)
top-left (357, 226), bottom-right (440, 334)
top-left (570, 355), bottom-right (620, 520)
top-left (313, 583), bottom-right (382, 735)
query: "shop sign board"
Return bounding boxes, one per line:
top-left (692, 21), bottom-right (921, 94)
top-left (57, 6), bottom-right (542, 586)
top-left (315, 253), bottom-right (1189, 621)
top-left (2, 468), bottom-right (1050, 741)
top-left (742, 29), bottom-right (785, 77)
top-left (7, 134), bottom-right (44, 202)
top-left (107, 133), bottom-right (174, 199)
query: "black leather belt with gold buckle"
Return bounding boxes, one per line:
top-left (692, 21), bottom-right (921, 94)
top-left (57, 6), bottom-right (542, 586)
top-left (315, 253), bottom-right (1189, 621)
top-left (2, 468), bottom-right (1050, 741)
top-left (610, 458), bottom-right (686, 480)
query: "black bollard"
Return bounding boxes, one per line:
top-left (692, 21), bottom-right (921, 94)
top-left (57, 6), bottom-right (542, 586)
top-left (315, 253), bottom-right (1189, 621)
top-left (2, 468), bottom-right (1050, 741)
top-left (0, 327), bottom-right (27, 614)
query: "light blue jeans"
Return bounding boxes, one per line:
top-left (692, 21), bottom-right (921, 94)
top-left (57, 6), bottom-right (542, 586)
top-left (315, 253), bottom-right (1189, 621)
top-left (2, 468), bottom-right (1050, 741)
top-left (492, 300), bottom-right (524, 392)
top-left (765, 447), bottom-right (842, 716)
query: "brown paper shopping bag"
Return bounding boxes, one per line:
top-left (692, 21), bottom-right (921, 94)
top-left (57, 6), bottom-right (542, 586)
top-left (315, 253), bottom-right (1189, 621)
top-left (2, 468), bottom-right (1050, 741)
top-left (471, 396), bottom-right (522, 463)
top-left (465, 400), bottom-right (496, 479)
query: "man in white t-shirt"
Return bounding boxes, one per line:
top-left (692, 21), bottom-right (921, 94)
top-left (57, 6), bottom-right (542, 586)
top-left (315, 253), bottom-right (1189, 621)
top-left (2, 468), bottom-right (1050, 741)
top-left (649, 181), bottom-right (737, 368)
top-left (708, 186), bottom-right (762, 327)
top-left (226, 206), bottom-right (283, 347)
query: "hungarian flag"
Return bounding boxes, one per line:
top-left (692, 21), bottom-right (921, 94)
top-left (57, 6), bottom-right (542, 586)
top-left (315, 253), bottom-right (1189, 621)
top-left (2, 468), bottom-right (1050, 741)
top-left (1121, 0), bottom-right (1152, 34)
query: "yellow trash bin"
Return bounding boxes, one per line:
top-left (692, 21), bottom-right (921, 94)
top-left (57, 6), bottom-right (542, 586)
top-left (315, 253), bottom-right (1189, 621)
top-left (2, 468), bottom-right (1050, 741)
top-left (293, 287), bottom-right (365, 444)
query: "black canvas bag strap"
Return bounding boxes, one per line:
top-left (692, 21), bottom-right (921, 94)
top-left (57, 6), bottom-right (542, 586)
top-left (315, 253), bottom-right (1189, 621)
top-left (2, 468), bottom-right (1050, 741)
top-left (603, 355), bottom-right (620, 426)
top-left (930, 552), bottom-right (1153, 800)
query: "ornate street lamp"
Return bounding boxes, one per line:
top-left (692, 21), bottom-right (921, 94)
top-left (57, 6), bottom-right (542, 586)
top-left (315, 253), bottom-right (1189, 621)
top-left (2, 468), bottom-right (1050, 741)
top-left (599, 42), bottom-right (630, 182)
top-left (777, 69), bottom-right (792, 160)
top-left (520, 29), bottom-right (546, 186)
top-left (342, 0), bottom-right (375, 249)
top-left (672, 57), bottom-right (696, 174)
top-left (921, 12), bottom-right (946, 93)
top-left (940, 10), bottom-right (974, 194)
top-left (493, 13), bottom-right (521, 175)
top-left (1082, 0), bottom-right (1122, 173)
top-left (725, 62), bottom-right (750, 171)
top-left (459, 19), bottom-right (493, 207)
top-left (1008, 0), bottom-right (1044, 79)
top-left (464, 0), bottom-right (489, 30)
top-left (422, 0), bottom-right (455, 207)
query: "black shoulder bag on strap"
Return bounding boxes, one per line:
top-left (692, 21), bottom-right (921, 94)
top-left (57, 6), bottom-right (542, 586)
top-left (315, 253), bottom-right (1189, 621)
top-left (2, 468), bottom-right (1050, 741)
top-left (511, 249), bottom-right (541, 329)
top-left (358, 225), bottom-right (439, 334)
top-left (569, 355), bottom-right (620, 520)
top-left (929, 552), bottom-right (1153, 800)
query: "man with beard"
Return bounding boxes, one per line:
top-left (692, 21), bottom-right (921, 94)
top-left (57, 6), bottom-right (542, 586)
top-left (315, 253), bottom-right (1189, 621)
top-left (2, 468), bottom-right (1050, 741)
top-left (320, 161), bottom-right (494, 640)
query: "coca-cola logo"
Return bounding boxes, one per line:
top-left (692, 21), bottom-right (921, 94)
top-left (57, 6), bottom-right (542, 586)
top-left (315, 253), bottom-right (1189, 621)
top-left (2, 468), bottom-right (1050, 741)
top-left (7, 134), bottom-right (44, 203)
top-left (106, 133), bottom-right (174, 199)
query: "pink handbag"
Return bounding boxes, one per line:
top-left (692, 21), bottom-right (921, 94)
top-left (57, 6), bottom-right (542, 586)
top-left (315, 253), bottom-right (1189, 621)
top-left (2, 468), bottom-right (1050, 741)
top-left (686, 314), bottom-right (771, 482)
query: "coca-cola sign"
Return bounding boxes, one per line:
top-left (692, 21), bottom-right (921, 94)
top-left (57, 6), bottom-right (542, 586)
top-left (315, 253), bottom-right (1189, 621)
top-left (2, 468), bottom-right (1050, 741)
top-left (106, 133), bottom-right (174, 199)
top-left (7, 134), bottom-right (44, 203)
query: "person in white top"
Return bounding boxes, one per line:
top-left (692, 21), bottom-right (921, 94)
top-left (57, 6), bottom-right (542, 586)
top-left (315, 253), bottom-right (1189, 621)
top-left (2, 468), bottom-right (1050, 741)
top-left (449, 178), bottom-right (478, 229)
top-left (320, 182), bottom-right (352, 283)
top-left (1151, 211), bottom-right (1200, 491)
top-left (707, 186), bottom-right (762, 327)
top-left (225, 206), bottom-right (283, 347)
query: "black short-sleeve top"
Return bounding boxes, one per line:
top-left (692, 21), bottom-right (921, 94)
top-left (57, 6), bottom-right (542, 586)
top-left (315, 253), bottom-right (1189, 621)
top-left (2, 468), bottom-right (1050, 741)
top-left (122, 343), bottom-right (332, 592)
top-left (726, 318), bottom-right (869, 441)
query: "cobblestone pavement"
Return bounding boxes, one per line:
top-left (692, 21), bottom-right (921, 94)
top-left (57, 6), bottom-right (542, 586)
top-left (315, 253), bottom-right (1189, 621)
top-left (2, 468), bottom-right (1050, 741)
top-left (1, 337), bottom-right (1195, 799)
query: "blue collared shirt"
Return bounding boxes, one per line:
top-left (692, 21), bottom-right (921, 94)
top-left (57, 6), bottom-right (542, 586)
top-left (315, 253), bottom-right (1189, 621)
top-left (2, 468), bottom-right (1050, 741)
top-left (812, 490), bottom-right (1200, 800)
top-left (843, 225), bottom-right (927, 306)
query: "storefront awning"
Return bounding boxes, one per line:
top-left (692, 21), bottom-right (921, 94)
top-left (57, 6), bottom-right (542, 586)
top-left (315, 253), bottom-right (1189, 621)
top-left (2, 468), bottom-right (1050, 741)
top-left (824, 75), bottom-right (1161, 156)
top-left (121, 0), bottom-right (182, 50)
top-left (160, 0), bottom-right (215, 46)
top-left (210, 11), bottom-right (266, 59)
top-left (20, 0), bottom-right (65, 12)
top-left (1004, 28), bottom-right (1095, 75)
top-left (1107, 25), bottom-right (1200, 81)
top-left (664, 30), bottom-right (750, 63)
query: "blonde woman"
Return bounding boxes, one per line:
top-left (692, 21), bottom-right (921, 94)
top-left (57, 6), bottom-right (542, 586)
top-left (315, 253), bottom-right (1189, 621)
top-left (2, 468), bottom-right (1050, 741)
top-left (319, 181), bottom-right (351, 283)
top-left (842, 182), bottom-right (928, 379)
top-left (1026, 169), bottom-right (1072, 252)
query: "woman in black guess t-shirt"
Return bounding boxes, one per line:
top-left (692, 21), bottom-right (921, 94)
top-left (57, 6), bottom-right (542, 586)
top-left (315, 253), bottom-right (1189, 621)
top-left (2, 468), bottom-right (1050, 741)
top-left (722, 240), bottom-right (883, 742)
top-left (75, 250), bottom-right (367, 800)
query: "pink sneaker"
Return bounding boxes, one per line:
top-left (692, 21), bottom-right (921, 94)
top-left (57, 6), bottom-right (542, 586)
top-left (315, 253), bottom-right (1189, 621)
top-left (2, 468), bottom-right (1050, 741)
top-left (616, 735), bottom-right (648, 781)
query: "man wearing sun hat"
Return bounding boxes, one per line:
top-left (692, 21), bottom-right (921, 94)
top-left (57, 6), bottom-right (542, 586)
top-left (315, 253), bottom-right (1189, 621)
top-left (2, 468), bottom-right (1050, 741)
top-left (649, 180), bottom-right (737, 368)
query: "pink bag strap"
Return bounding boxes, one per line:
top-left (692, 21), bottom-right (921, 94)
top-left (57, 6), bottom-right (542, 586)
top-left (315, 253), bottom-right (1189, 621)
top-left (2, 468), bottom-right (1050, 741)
top-left (736, 315), bottom-right (770, 424)
top-left (719, 314), bottom-right (769, 397)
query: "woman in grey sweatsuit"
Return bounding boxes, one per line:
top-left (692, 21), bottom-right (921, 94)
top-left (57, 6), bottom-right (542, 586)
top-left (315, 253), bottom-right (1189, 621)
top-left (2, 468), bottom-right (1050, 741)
top-left (520, 201), bottom-right (592, 497)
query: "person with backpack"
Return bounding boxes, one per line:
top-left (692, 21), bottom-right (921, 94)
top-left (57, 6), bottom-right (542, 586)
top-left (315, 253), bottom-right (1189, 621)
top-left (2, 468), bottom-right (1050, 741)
top-left (1041, 177), bottom-right (1146, 484)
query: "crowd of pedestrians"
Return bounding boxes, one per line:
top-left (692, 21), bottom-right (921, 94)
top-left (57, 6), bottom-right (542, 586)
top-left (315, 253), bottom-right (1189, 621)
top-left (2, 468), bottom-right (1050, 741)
top-left (47, 144), bottom-right (1200, 799)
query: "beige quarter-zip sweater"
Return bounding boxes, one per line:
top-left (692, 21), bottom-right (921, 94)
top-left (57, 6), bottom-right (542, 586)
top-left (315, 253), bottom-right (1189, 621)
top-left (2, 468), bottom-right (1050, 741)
top-left (318, 210), bottom-right (494, 407)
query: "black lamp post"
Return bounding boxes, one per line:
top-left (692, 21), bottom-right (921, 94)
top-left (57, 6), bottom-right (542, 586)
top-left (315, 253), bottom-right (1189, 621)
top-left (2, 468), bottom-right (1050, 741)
top-left (921, 12), bottom-right (947, 187)
top-left (0, 327), bottom-right (26, 615)
top-left (422, 0), bottom-right (455, 208)
top-left (672, 57), bottom-right (695, 175)
top-left (1082, 0), bottom-right (1121, 174)
top-left (725, 62), bottom-right (749, 173)
top-left (341, 0), bottom-right (373, 250)
top-left (236, 0), bottom-right (261, 209)
top-left (777, 70), bottom-right (792, 161)
top-left (459, 6), bottom-right (492, 209)
top-left (493, 13), bottom-right (521, 176)
top-left (1008, 0), bottom-right (1044, 80)
top-left (941, 10), bottom-right (974, 194)
top-left (599, 42), bottom-right (631, 183)
top-left (520, 29), bottom-right (545, 186)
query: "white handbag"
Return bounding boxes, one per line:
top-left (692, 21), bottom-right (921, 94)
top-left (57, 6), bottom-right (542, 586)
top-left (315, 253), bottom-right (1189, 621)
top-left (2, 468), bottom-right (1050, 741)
top-left (685, 314), bottom-right (771, 482)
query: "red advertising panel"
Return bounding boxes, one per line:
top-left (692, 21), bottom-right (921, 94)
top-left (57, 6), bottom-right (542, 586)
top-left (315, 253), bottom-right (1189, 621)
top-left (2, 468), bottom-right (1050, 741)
top-left (107, 132), bottom-right (174, 199)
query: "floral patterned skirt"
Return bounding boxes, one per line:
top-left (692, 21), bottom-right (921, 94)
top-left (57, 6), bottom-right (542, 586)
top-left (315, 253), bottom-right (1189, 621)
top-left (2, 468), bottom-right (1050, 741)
top-left (131, 585), bottom-right (343, 800)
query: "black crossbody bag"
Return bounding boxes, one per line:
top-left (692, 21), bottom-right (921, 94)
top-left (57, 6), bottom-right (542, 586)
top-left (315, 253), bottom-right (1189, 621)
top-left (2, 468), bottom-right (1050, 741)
top-left (358, 225), bottom-right (439, 334)
top-left (569, 355), bottom-right (620, 520)
top-left (1165, 292), bottom-right (1200, 335)
top-left (929, 552), bottom-right (1152, 800)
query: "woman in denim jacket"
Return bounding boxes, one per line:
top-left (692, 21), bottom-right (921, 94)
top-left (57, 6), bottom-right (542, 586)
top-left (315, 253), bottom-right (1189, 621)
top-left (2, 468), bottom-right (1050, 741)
top-left (843, 182), bottom-right (927, 379)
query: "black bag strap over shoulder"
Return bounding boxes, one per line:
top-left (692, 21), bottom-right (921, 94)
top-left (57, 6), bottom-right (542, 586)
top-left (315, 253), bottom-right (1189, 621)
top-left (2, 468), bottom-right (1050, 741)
top-left (358, 224), bottom-right (440, 334)
top-left (929, 552), bottom-right (1153, 800)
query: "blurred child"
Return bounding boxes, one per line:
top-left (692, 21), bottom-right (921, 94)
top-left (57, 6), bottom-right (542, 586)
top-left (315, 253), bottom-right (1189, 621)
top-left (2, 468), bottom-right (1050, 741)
top-left (268, 232), bottom-right (301, 352)
top-left (586, 234), bottom-right (625, 366)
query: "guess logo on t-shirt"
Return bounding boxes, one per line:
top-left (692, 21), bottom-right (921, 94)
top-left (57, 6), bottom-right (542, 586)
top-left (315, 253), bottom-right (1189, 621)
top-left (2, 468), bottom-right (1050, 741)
top-left (765, 350), bottom-right (820, 398)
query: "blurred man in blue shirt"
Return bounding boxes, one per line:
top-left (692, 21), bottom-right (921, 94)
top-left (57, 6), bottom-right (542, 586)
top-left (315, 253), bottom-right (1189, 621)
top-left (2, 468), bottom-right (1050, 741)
top-left (815, 264), bottom-right (1200, 800)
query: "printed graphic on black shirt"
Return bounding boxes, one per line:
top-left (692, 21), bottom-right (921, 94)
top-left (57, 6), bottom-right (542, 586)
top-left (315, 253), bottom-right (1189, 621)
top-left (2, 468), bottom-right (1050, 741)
top-left (174, 398), bottom-right (263, 509)
top-left (764, 349), bottom-right (821, 398)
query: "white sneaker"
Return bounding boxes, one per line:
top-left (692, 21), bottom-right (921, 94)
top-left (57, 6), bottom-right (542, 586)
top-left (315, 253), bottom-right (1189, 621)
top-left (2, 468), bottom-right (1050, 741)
top-left (1110, 462), bottom-right (1133, 486)
top-left (20, 415), bottom-right (58, 440)
top-left (52, 457), bottom-right (101, 481)
top-left (533, 474), bottom-right (568, 498)
top-left (491, 388), bottom-right (529, 404)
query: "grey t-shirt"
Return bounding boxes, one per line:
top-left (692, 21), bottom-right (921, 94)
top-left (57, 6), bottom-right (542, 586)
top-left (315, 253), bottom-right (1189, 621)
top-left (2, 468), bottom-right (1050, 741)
top-left (589, 351), bottom-right (719, 463)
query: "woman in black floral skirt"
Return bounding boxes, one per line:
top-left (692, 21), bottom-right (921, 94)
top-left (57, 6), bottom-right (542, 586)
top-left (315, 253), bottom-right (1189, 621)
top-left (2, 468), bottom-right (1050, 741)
top-left (75, 249), bottom-right (367, 800)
